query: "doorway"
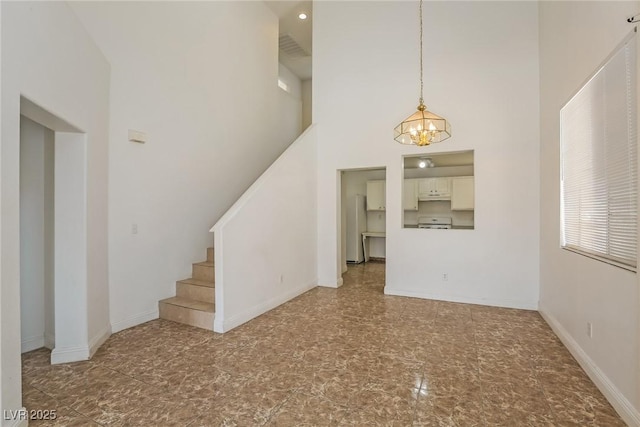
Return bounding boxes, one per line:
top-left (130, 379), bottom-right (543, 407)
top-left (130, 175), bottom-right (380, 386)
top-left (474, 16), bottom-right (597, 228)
top-left (19, 97), bottom-right (89, 364)
top-left (339, 167), bottom-right (387, 275)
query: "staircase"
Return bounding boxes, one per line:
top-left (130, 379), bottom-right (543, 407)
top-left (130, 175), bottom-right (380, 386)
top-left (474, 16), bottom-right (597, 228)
top-left (158, 247), bottom-right (215, 330)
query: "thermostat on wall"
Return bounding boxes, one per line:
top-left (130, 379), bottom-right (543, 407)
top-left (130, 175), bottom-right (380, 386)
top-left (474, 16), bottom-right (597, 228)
top-left (128, 129), bottom-right (147, 143)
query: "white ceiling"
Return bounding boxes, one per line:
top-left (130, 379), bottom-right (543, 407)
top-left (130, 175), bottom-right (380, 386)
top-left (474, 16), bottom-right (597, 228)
top-left (265, 0), bottom-right (312, 80)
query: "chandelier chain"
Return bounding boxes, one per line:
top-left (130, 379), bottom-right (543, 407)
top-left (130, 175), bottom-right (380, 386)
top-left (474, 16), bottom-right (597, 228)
top-left (393, 0), bottom-right (450, 146)
top-left (419, 0), bottom-right (424, 106)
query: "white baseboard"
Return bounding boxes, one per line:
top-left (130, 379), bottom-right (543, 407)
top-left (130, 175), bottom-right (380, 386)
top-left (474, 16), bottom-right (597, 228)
top-left (383, 287), bottom-right (538, 310)
top-left (21, 335), bottom-right (45, 353)
top-left (21, 331), bottom-right (58, 353)
top-left (318, 277), bottom-right (343, 289)
top-left (214, 279), bottom-right (316, 333)
top-left (50, 322), bottom-right (112, 364)
top-left (51, 344), bottom-right (89, 365)
top-left (540, 309), bottom-right (640, 427)
top-left (110, 309), bottom-right (159, 333)
top-left (2, 407), bottom-right (28, 427)
top-left (88, 325), bottom-right (111, 358)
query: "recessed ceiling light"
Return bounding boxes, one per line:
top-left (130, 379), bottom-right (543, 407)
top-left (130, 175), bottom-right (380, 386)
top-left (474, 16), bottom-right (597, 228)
top-left (418, 158), bottom-right (434, 169)
top-left (298, 12), bottom-right (308, 20)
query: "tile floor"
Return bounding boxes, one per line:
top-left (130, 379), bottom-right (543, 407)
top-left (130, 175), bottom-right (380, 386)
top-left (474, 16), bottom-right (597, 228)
top-left (22, 262), bottom-right (625, 426)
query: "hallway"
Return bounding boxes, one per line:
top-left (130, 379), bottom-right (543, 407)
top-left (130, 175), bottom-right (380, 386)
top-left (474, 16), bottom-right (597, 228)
top-left (22, 263), bottom-right (623, 425)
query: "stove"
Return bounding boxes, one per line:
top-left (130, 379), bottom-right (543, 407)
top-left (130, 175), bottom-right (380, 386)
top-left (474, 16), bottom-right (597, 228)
top-left (417, 216), bottom-right (452, 229)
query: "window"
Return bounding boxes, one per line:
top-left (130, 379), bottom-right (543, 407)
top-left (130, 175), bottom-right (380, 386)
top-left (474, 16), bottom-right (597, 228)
top-left (277, 79), bottom-right (289, 92)
top-left (560, 32), bottom-right (637, 269)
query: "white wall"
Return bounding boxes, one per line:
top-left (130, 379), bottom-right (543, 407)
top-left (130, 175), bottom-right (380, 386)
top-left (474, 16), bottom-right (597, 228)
top-left (277, 63), bottom-right (303, 149)
top-left (19, 117), bottom-right (55, 353)
top-left (539, 2), bottom-right (640, 424)
top-left (212, 126), bottom-right (317, 332)
top-left (2, 0), bottom-right (110, 419)
top-left (43, 129), bottom-right (55, 351)
top-left (302, 79), bottom-right (312, 130)
top-left (53, 131), bottom-right (92, 365)
top-left (315, 1), bottom-right (540, 308)
top-left (70, 1), bottom-right (302, 332)
top-left (278, 63), bottom-right (302, 99)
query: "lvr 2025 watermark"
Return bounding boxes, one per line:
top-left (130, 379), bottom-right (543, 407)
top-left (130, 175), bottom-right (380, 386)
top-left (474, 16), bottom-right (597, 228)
top-left (4, 409), bottom-right (57, 421)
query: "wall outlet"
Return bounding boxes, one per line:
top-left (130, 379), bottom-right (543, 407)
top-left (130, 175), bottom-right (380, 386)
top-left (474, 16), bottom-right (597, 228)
top-left (132, 223), bottom-right (138, 235)
top-left (442, 273), bottom-right (448, 281)
top-left (128, 129), bottom-right (147, 143)
top-left (587, 322), bottom-right (593, 338)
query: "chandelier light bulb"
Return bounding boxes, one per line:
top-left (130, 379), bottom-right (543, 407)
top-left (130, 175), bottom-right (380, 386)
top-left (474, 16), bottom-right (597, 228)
top-left (419, 131), bottom-right (428, 146)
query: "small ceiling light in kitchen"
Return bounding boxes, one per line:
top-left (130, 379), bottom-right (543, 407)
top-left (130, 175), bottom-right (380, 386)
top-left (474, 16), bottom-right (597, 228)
top-left (298, 12), bottom-right (308, 20)
top-left (394, 0), bottom-right (451, 146)
top-left (418, 158), bottom-right (434, 168)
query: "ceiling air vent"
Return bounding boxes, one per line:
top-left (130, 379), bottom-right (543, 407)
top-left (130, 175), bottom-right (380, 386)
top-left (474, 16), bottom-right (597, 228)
top-left (278, 34), bottom-right (309, 58)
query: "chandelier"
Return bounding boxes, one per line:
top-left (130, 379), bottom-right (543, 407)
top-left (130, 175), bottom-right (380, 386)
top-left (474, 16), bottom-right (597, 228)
top-left (394, 0), bottom-right (451, 146)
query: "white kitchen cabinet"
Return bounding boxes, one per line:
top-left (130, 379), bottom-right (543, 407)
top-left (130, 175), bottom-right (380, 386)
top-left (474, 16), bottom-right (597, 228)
top-left (403, 179), bottom-right (418, 211)
top-left (451, 176), bottom-right (475, 210)
top-left (366, 180), bottom-right (386, 211)
top-left (418, 177), bottom-right (451, 200)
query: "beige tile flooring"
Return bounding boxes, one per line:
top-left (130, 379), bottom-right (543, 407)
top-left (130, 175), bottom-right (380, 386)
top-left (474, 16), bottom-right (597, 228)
top-left (22, 262), bottom-right (625, 426)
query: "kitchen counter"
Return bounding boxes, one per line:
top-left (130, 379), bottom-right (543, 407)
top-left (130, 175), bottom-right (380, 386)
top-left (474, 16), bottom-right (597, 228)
top-left (403, 224), bottom-right (474, 229)
top-left (362, 232), bottom-right (385, 262)
top-left (362, 231), bottom-right (386, 238)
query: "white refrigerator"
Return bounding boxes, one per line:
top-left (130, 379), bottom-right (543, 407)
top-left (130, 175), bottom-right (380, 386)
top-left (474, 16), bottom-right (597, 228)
top-left (346, 194), bottom-right (367, 263)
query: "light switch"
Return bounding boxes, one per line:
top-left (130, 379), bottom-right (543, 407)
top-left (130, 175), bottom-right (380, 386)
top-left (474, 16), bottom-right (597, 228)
top-left (128, 129), bottom-right (147, 143)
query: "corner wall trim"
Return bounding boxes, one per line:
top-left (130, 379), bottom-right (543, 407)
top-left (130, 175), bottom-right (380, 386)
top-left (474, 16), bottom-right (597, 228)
top-left (51, 344), bottom-right (90, 365)
top-left (110, 309), bottom-right (159, 333)
top-left (539, 309), bottom-right (640, 427)
top-left (215, 279), bottom-right (316, 333)
top-left (44, 332), bottom-right (55, 350)
top-left (88, 325), bottom-right (111, 358)
top-left (384, 287), bottom-right (538, 311)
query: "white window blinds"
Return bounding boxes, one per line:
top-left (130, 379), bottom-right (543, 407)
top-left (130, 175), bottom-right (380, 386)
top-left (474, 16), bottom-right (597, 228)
top-left (561, 33), bottom-right (637, 269)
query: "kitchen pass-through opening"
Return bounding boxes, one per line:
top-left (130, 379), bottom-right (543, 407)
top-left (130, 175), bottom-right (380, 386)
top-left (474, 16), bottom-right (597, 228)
top-left (402, 150), bottom-right (475, 230)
